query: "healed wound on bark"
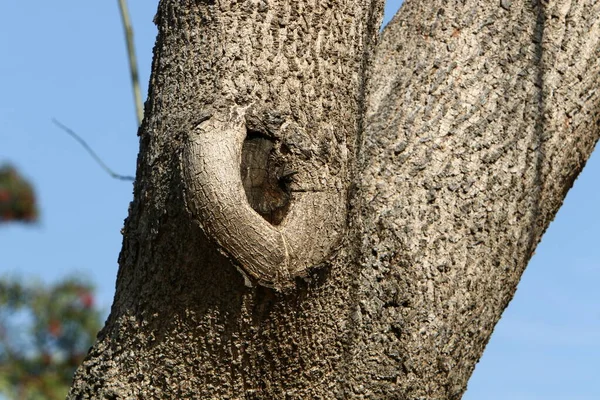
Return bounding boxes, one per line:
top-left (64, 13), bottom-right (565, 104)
top-left (183, 107), bottom-right (347, 290)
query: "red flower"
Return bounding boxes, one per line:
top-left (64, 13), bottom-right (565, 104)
top-left (79, 292), bottom-right (94, 309)
top-left (48, 320), bottom-right (62, 337)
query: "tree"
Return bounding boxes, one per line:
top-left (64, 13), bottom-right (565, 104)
top-left (0, 278), bottom-right (101, 399)
top-left (0, 165), bottom-right (38, 223)
top-left (68, 1), bottom-right (600, 398)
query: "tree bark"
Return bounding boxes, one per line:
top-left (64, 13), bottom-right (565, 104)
top-left (69, 0), bottom-right (600, 399)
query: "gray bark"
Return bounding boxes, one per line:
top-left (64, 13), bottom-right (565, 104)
top-left (69, 0), bottom-right (600, 399)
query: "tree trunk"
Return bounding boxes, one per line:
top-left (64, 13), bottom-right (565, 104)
top-left (69, 0), bottom-right (600, 398)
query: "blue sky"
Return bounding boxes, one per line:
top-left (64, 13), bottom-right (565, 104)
top-left (1, 1), bottom-right (598, 398)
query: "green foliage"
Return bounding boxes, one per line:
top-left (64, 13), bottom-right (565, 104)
top-left (0, 165), bottom-right (38, 223)
top-left (0, 277), bottom-right (102, 399)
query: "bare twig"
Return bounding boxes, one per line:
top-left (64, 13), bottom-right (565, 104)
top-left (52, 119), bottom-right (135, 181)
top-left (117, 0), bottom-right (144, 127)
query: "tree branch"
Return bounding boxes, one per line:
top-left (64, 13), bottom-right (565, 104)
top-left (117, 0), bottom-right (144, 127)
top-left (52, 119), bottom-right (134, 181)
top-left (356, 0), bottom-right (600, 396)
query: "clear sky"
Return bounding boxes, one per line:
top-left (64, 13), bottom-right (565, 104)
top-left (1, 1), bottom-right (598, 398)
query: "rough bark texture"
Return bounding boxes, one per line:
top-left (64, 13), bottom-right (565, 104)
top-left (356, 0), bottom-right (600, 397)
top-left (174, 0), bottom-right (382, 289)
top-left (69, 0), bottom-right (599, 399)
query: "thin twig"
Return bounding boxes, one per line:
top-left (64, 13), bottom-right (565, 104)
top-left (117, 0), bottom-right (144, 127)
top-left (52, 119), bottom-right (135, 181)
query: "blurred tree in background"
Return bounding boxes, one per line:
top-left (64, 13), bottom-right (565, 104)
top-left (0, 165), bottom-right (38, 223)
top-left (0, 1), bottom-right (137, 397)
top-left (0, 278), bottom-right (101, 399)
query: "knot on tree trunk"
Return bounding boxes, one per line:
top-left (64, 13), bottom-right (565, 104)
top-left (183, 106), bottom-right (347, 290)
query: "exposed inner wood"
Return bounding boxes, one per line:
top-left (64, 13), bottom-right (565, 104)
top-left (240, 131), bottom-right (291, 226)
